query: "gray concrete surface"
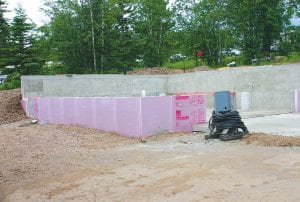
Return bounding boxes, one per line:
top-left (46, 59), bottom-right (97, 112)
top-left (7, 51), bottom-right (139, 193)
top-left (21, 63), bottom-right (300, 112)
top-left (168, 63), bottom-right (300, 111)
top-left (21, 74), bottom-right (168, 97)
top-left (244, 113), bottom-right (300, 136)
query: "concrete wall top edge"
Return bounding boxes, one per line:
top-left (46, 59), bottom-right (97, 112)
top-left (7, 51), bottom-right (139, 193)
top-left (21, 62), bottom-right (299, 80)
top-left (21, 74), bottom-right (168, 80)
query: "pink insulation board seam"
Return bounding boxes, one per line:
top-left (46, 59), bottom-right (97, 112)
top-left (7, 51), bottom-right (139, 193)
top-left (21, 98), bottom-right (28, 116)
top-left (296, 90), bottom-right (300, 113)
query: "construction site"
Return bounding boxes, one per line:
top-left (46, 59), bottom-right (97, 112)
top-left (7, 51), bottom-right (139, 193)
top-left (1, 63), bottom-right (300, 201)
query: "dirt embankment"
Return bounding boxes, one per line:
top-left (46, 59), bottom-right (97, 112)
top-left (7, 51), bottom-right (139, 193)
top-left (0, 89), bottom-right (26, 125)
top-left (243, 133), bottom-right (300, 147)
top-left (128, 66), bottom-right (211, 75)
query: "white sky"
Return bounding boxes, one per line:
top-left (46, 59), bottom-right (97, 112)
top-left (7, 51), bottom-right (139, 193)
top-left (4, 0), bottom-right (48, 26)
top-left (3, 0), bottom-right (300, 27)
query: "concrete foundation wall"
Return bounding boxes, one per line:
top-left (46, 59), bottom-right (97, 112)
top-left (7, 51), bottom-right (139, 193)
top-left (21, 63), bottom-right (300, 112)
top-left (168, 63), bottom-right (300, 111)
top-left (21, 75), bottom-right (168, 98)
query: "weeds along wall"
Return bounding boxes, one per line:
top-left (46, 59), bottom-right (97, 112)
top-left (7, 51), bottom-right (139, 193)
top-left (21, 63), bottom-right (300, 112)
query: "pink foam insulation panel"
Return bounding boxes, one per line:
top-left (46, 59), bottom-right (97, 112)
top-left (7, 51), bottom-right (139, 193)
top-left (141, 96), bottom-right (173, 135)
top-left (296, 90), bottom-right (300, 113)
top-left (21, 98), bottom-right (28, 115)
top-left (173, 95), bottom-right (206, 132)
top-left (22, 95), bottom-right (206, 137)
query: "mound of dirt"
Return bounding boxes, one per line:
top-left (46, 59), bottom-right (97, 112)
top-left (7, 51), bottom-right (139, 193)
top-left (242, 133), bottom-right (300, 147)
top-left (128, 66), bottom-right (211, 75)
top-left (0, 89), bottom-right (26, 125)
top-left (128, 67), bottom-right (183, 75)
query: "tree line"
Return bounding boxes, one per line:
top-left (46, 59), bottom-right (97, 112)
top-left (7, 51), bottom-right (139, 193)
top-left (0, 0), bottom-right (299, 78)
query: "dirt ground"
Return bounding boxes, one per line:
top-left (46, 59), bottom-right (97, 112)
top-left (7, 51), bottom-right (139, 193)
top-left (126, 64), bottom-right (280, 75)
top-left (0, 89), bottom-right (26, 125)
top-left (128, 66), bottom-right (211, 75)
top-left (1, 120), bottom-right (300, 202)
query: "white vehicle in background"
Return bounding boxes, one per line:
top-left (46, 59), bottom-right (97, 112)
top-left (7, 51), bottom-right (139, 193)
top-left (230, 49), bottom-right (241, 56)
top-left (221, 48), bottom-right (241, 56)
top-left (169, 54), bottom-right (187, 63)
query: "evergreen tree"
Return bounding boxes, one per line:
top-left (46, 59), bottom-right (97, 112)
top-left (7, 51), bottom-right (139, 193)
top-left (0, 0), bottom-right (10, 69)
top-left (10, 6), bottom-right (35, 73)
top-left (111, 0), bottom-right (139, 73)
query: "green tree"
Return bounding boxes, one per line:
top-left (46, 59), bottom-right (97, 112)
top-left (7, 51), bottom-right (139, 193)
top-left (0, 0), bottom-right (10, 69)
top-left (41, 0), bottom-right (298, 71)
top-left (44, 1), bottom-right (89, 73)
top-left (228, 0), bottom-right (286, 62)
top-left (110, 0), bottom-right (140, 73)
top-left (189, 0), bottom-right (235, 66)
top-left (169, 0), bottom-right (196, 57)
top-left (45, 0), bottom-right (141, 73)
top-left (10, 6), bottom-right (37, 74)
top-left (135, 0), bottom-right (174, 67)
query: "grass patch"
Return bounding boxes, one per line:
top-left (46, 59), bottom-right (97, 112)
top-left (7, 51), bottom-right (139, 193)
top-left (163, 59), bottom-right (199, 70)
top-left (287, 52), bottom-right (300, 63)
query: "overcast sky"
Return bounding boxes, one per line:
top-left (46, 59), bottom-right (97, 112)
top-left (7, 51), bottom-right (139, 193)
top-left (4, 0), bottom-right (300, 27)
top-left (4, 0), bottom-right (47, 26)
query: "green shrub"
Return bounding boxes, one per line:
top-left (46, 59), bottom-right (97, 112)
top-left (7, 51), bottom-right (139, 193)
top-left (163, 59), bottom-right (197, 70)
top-left (221, 56), bottom-right (236, 67)
top-left (40, 65), bottom-right (69, 75)
top-left (23, 62), bottom-right (42, 75)
top-left (0, 71), bottom-right (21, 90)
top-left (287, 52), bottom-right (300, 63)
top-left (103, 68), bottom-right (121, 74)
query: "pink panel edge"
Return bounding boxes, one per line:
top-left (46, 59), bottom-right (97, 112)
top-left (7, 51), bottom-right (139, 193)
top-left (296, 90), bottom-right (300, 113)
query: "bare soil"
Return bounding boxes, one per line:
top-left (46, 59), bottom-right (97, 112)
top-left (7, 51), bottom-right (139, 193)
top-left (128, 66), bottom-right (211, 75)
top-left (0, 89), bottom-right (26, 125)
top-left (1, 121), bottom-right (300, 202)
top-left (243, 133), bottom-right (300, 147)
